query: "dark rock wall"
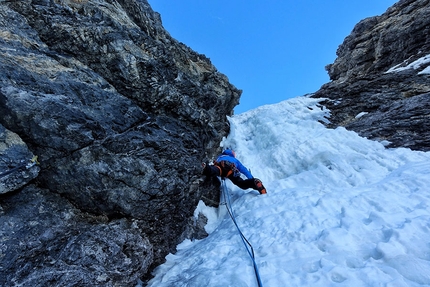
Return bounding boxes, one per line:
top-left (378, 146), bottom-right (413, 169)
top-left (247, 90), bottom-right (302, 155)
top-left (327, 0), bottom-right (430, 82)
top-left (0, 125), bottom-right (40, 194)
top-left (0, 0), bottom-right (240, 285)
top-left (314, 0), bottom-right (430, 151)
top-left (1, 186), bottom-right (153, 286)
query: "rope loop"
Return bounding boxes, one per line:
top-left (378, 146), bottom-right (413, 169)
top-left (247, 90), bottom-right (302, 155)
top-left (0, 155), bottom-right (39, 179)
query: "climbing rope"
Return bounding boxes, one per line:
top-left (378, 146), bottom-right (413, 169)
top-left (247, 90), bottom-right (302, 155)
top-left (221, 179), bottom-right (263, 287)
top-left (0, 155), bottom-right (39, 179)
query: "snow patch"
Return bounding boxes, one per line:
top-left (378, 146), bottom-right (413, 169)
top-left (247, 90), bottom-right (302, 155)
top-left (193, 200), bottom-right (224, 234)
top-left (355, 111), bottom-right (368, 119)
top-left (386, 54), bottom-right (430, 74)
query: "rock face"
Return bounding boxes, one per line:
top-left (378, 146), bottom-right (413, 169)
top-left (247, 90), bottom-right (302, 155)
top-left (0, 0), bottom-right (240, 285)
top-left (1, 186), bottom-right (153, 286)
top-left (313, 0), bottom-right (430, 151)
top-left (0, 124), bottom-right (40, 194)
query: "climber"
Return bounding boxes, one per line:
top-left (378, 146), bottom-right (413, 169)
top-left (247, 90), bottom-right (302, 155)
top-left (202, 149), bottom-right (267, 194)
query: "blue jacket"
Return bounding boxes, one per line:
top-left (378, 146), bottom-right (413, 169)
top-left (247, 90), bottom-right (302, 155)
top-left (215, 151), bottom-right (253, 179)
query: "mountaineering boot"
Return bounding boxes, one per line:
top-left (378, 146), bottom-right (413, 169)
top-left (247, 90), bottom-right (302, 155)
top-left (254, 178), bottom-right (267, 194)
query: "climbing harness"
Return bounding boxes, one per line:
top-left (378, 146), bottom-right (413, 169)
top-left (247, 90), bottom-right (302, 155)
top-left (0, 155), bottom-right (39, 179)
top-left (221, 179), bottom-right (263, 287)
top-left (215, 160), bottom-right (240, 178)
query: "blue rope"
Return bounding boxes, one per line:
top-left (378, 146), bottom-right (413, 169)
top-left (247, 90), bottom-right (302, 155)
top-left (221, 179), bottom-right (263, 287)
top-left (0, 156), bottom-right (38, 179)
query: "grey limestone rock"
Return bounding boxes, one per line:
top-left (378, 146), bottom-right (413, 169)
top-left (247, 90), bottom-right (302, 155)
top-left (0, 186), bottom-right (153, 287)
top-left (0, 124), bottom-right (40, 194)
top-left (0, 0), bottom-right (239, 285)
top-left (314, 0), bottom-right (430, 151)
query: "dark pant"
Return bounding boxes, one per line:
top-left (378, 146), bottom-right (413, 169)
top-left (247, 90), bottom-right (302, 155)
top-left (206, 165), bottom-right (257, 191)
top-left (228, 175), bottom-right (258, 190)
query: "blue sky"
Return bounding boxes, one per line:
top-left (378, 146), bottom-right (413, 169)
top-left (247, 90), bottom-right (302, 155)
top-left (147, 0), bottom-right (398, 114)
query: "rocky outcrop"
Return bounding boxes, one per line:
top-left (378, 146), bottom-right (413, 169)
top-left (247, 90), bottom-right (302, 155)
top-left (0, 125), bottom-right (40, 194)
top-left (314, 0), bottom-right (430, 151)
top-left (1, 186), bottom-right (152, 286)
top-left (0, 0), bottom-right (239, 285)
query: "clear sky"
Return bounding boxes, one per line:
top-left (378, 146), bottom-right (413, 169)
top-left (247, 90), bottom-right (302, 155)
top-left (147, 0), bottom-right (398, 114)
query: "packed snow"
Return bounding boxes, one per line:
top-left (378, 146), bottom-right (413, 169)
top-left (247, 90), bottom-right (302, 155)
top-left (386, 54), bottom-right (430, 74)
top-left (146, 96), bottom-right (430, 287)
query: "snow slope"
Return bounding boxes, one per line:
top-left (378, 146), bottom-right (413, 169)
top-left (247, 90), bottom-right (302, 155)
top-left (147, 96), bottom-right (430, 287)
